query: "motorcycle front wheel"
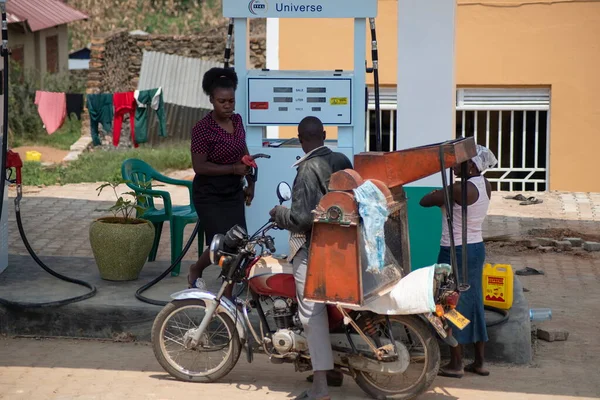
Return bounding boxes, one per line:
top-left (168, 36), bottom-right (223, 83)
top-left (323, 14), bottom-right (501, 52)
top-left (354, 315), bottom-right (441, 400)
top-left (151, 299), bottom-right (242, 382)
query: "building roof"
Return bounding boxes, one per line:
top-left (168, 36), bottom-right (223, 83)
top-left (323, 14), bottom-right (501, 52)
top-left (7, 0), bottom-right (88, 32)
top-left (138, 51), bottom-right (224, 110)
top-left (69, 46), bottom-right (91, 60)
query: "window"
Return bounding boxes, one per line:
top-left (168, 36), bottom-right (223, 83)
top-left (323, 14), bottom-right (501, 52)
top-left (11, 45), bottom-right (24, 68)
top-left (46, 35), bottom-right (59, 74)
top-left (456, 88), bottom-right (550, 192)
top-left (366, 87), bottom-right (551, 192)
top-left (366, 87), bottom-right (397, 152)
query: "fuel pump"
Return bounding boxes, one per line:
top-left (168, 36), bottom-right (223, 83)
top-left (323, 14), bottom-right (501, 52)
top-left (223, 0), bottom-right (379, 256)
top-left (0, 0), bottom-right (96, 308)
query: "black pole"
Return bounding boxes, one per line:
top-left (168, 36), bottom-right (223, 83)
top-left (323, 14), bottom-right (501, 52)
top-left (460, 161), bottom-right (469, 291)
top-left (439, 144), bottom-right (459, 290)
top-left (369, 18), bottom-right (382, 152)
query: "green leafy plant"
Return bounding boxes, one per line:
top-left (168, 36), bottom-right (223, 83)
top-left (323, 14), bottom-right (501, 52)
top-left (96, 180), bottom-right (153, 224)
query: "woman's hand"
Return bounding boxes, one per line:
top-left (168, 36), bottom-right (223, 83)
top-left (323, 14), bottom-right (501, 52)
top-left (232, 162), bottom-right (251, 176)
top-left (244, 184), bottom-right (255, 206)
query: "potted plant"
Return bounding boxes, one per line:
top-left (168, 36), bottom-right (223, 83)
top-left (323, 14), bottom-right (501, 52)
top-left (89, 180), bottom-right (156, 281)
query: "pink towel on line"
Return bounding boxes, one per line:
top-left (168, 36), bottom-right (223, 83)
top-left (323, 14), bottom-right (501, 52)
top-left (35, 91), bottom-right (67, 135)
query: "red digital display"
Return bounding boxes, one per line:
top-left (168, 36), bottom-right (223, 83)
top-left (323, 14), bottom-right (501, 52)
top-left (250, 102), bottom-right (269, 110)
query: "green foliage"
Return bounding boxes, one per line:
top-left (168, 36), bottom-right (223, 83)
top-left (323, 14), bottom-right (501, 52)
top-left (43, 71), bottom-right (86, 94)
top-left (8, 61), bottom-right (85, 148)
top-left (11, 118), bottom-right (82, 150)
top-left (21, 144), bottom-right (192, 187)
top-left (8, 62), bottom-right (44, 144)
top-left (96, 180), bottom-right (152, 223)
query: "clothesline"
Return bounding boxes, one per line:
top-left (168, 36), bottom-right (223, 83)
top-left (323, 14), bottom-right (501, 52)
top-left (87, 87), bottom-right (166, 147)
top-left (34, 91), bottom-right (84, 135)
top-left (34, 87), bottom-right (167, 148)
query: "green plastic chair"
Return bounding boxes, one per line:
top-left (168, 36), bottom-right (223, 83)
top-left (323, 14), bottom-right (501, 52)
top-left (121, 158), bottom-right (203, 277)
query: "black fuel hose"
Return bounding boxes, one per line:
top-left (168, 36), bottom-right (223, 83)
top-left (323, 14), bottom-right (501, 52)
top-left (485, 305), bottom-right (510, 327)
top-left (224, 18), bottom-right (234, 69)
top-left (368, 17), bottom-right (383, 152)
top-left (0, 209), bottom-right (97, 309)
top-left (135, 220), bottom-right (201, 306)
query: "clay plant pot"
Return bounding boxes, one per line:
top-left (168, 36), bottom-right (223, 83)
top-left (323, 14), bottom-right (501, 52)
top-left (89, 217), bottom-right (155, 281)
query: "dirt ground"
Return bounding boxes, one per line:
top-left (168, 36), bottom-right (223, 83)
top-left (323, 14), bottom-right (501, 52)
top-left (11, 146), bottom-right (69, 164)
top-left (0, 336), bottom-right (598, 400)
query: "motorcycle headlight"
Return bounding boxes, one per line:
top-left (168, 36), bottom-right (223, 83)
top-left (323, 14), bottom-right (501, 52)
top-left (209, 234), bottom-right (225, 265)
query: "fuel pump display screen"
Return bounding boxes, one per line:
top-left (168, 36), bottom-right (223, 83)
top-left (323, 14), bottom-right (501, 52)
top-left (247, 73), bottom-right (353, 126)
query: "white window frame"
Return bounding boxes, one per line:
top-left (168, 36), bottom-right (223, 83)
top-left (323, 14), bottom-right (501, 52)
top-left (456, 88), bottom-right (551, 192)
top-left (366, 87), bottom-right (551, 191)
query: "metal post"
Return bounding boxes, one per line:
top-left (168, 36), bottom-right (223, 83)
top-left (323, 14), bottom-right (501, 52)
top-left (0, 0), bottom-right (10, 274)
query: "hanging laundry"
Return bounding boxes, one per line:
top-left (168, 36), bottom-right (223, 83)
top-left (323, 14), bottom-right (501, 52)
top-left (134, 87), bottom-right (167, 144)
top-left (113, 91), bottom-right (138, 148)
top-left (87, 93), bottom-right (114, 146)
top-left (35, 91), bottom-right (67, 135)
top-left (66, 93), bottom-right (84, 120)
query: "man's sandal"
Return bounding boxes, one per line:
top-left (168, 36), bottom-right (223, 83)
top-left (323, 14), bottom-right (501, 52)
top-left (294, 390), bottom-right (331, 400)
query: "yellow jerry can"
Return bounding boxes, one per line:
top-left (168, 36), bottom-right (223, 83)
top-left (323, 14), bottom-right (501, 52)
top-left (482, 263), bottom-right (514, 310)
top-left (26, 151), bottom-right (42, 162)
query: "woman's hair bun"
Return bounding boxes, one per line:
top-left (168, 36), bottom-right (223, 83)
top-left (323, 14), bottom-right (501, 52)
top-left (202, 67), bottom-right (239, 96)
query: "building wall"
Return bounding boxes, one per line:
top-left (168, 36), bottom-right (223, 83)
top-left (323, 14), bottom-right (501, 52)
top-left (37, 25), bottom-right (70, 75)
top-left (6, 27), bottom-right (36, 71)
top-left (6, 25), bottom-right (69, 76)
top-left (278, 0), bottom-right (600, 192)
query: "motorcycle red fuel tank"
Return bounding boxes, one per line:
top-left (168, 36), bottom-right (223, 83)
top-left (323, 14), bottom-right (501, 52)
top-left (248, 256), bottom-right (297, 298)
top-left (247, 256), bottom-right (345, 329)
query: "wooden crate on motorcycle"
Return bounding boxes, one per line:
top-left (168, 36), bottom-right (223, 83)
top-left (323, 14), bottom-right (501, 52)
top-left (304, 191), bottom-right (362, 305)
top-left (353, 137), bottom-right (477, 190)
top-left (304, 138), bottom-right (477, 307)
top-left (304, 175), bottom-right (406, 307)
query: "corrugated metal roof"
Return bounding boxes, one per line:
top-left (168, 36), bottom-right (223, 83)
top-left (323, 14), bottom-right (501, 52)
top-left (6, 12), bottom-right (25, 25)
top-left (137, 51), bottom-right (224, 110)
top-left (7, 0), bottom-right (88, 32)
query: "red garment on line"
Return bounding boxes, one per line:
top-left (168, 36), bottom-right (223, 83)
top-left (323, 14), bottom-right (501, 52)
top-left (113, 92), bottom-right (137, 147)
top-left (35, 91), bottom-right (67, 135)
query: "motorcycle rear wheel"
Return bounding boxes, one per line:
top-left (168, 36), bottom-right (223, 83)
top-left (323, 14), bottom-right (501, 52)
top-left (354, 315), bottom-right (440, 400)
top-left (151, 299), bottom-right (242, 382)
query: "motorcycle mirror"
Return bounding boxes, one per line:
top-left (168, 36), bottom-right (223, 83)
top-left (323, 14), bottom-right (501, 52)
top-left (276, 182), bottom-right (292, 204)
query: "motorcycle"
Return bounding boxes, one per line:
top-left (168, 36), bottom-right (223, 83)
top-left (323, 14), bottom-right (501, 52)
top-left (151, 182), bottom-right (466, 400)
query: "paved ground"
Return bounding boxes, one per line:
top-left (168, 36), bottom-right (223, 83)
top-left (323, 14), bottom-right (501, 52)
top-left (8, 172), bottom-right (600, 261)
top-left (3, 177), bottom-right (600, 399)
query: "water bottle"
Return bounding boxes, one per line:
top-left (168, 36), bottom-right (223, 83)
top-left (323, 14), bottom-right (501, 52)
top-left (530, 308), bottom-right (552, 322)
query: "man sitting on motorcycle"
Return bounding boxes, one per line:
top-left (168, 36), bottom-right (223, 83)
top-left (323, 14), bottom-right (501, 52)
top-left (270, 116), bottom-right (353, 400)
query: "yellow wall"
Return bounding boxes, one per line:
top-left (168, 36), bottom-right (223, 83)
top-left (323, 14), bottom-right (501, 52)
top-left (279, 0), bottom-right (600, 192)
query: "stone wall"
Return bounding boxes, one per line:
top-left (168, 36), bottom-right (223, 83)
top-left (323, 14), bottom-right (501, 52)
top-left (84, 29), bottom-right (266, 148)
top-left (87, 29), bottom-right (266, 95)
